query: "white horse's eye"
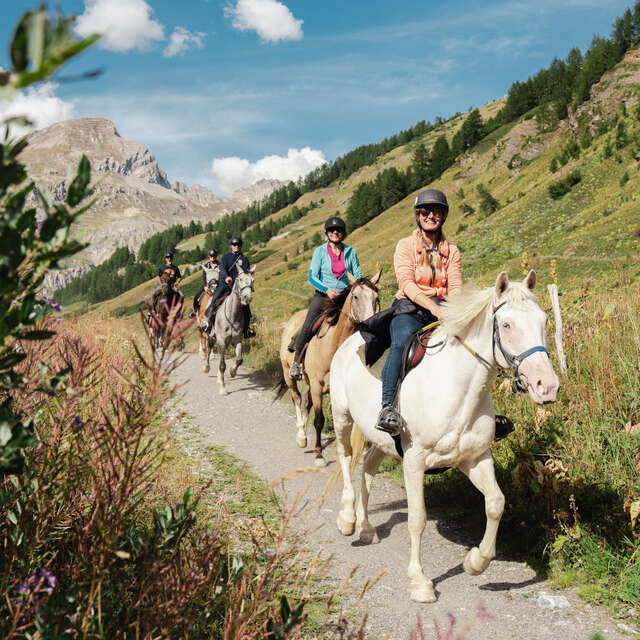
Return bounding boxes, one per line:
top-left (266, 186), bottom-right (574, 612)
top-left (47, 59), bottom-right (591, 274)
top-left (502, 321), bottom-right (511, 330)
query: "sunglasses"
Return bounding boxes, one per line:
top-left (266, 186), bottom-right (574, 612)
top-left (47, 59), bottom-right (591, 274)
top-left (230, 242), bottom-right (240, 246)
top-left (326, 228), bottom-right (343, 233)
top-left (416, 208), bottom-right (444, 218)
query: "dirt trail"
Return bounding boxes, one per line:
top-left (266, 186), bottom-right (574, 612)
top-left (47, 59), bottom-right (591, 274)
top-left (174, 352), bottom-right (632, 640)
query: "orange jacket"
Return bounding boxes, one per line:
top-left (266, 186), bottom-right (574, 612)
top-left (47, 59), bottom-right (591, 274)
top-left (394, 229), bottom-right (462, 302)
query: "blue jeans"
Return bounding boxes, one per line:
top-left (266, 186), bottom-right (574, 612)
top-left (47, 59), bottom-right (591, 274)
top-left (381, 311), bottom-right (426, 405)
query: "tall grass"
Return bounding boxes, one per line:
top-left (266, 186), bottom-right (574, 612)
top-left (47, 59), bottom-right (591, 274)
top-left (0, 316), bottom-right (322, 639)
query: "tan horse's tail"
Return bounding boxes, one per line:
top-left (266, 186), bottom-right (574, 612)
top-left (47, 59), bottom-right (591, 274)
top-left (273, 372), bottom-right (289, 403)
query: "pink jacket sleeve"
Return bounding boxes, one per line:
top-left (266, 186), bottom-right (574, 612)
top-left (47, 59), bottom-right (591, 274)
top-left (446, 245), bottom-right (463, 295)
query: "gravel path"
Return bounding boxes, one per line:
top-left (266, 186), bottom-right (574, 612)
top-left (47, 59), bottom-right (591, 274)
top-left (174, 352), bottom-right (634, 640)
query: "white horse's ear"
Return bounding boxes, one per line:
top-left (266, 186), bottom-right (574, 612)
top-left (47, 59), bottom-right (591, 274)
top-left (523, 269), bottom-right (536, 290)
top-left (495, 271), bottom-right (509, 296)
top-left (250, 265), bottom-right (256, 274)
top-left (370, 268), bottom-right (382, 286)
top-left (346, 271), bottom-right (357, 285)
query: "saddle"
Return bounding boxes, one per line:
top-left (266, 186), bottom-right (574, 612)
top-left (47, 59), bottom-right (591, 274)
top-left (356, 325), bottom-right (438, 382)
top-left (287, 313), bottom-right (328, 353)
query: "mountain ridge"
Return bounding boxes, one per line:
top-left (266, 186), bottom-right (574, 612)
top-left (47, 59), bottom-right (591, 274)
top-left (19, 117), bottom-right (283, 289)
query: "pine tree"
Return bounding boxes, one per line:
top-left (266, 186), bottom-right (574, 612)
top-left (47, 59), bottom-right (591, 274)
top-left (430, 136), bottom-right (453, 178)
top-left (411, 142), bottom-right (431, 190)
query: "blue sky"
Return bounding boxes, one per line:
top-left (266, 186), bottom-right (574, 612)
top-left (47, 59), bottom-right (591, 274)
top-left (0, 0), bottom-right (633, 193)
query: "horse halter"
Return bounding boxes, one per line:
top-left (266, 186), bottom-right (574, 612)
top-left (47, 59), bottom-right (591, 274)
top-left (234, 275), bottom-right (253, 301)
top-left (491, 301), bottom-right (549, 393)
top-left (455, 300), bottom-right (548, 393)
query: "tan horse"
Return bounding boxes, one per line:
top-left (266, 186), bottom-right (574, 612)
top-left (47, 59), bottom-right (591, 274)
top-left (276, 270), bottom-right (381, 466)
top-left (197, 286), bottom-right (216, 370)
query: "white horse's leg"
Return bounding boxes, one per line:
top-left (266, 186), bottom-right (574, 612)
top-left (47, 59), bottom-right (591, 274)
top-left (203, 334), bottom-right (211, 373)
top-left (217, 342), bottom-right (228, 395)
top-left (230, 341), bottom-right (242, 377)
top-left (356, 445), bottom-right (385, 544)
top-left (334, 408), bottom-right (356, 536)
top-left (404, 446), bottom-right (436, 603)
top-left (459, 450), bottom-right (505, 576)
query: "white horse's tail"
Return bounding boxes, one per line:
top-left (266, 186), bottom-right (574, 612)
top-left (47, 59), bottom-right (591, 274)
top-left (326, 423), bottom-right (367, 491)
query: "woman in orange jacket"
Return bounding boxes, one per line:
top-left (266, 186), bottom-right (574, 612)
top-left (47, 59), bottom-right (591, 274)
top-left (377, 188), bottom-right (462, 434)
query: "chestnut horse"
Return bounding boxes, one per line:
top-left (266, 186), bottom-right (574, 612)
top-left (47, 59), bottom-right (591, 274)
top-left (276, 270), bottom-right (381, 466)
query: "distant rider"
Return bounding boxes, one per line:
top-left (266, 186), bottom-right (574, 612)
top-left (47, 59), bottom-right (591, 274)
top-left (152, 251), bottom-right (184, 312)
top-left (191, 248), bottom-right (219, 317)
top-left (202, 236), bottom-right (256, 338)
top-left (289, 216), bottom-right (362, 380)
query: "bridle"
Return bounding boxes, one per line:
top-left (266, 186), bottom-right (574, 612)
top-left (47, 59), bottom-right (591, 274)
top-left (455, 300), bottom-right (549, 393)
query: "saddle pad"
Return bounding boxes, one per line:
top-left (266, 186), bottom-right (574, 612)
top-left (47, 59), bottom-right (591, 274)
top-left (356, 342), bottom-right (388, 381)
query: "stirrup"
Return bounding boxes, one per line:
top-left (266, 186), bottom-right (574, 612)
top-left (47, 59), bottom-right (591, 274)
top-left (376, 404), bottom-right (401, 436)
top-left (494, 415), bottom-right (515, 441)
top-left (244, 327), bottom-right (256, 338)
top-left (289, 361), bottom-right (303, 380)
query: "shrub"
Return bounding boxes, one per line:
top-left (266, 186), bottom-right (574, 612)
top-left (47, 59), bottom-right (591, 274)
top-left (550, 157), bottom-right (559, 173)
top-left (476, 183), bottom-right (500, 216)
top-left (548, 169), bottom-right (582, 199)
top-left (620, 171), bottom-right (630, 187)
top-left (461, 203), bottom-right (475, 216)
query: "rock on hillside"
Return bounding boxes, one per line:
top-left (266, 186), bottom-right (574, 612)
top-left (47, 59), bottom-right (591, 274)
top-left (20, 118), bottom-right (283, 270)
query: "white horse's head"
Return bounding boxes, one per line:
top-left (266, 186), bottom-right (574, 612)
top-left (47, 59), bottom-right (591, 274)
top-left (235, 265), bottom-right (255, 306)
top-left (493, 270), bottom-right (559, 404)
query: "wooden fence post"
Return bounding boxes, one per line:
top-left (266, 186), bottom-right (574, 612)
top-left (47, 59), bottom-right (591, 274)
top-left (547, 283), bottom-right (568, 373)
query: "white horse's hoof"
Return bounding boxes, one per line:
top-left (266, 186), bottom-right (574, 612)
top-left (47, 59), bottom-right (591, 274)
top-left (337, 514), bottom-right (355, 536)
top-left (203, 365), bottom-right (210, 373)
top-left (410, 583), bottom-right (437, 603)
top-left (357, 527), bottom-right (379, 545)
top-left (219, 388), bottom-right (229, 396)
top-left (314, 456), bottom-right (327, 468)
top-left (463, 547), bottom-right (489, 576)
top-left (296, 434), bottom-right (307, 448)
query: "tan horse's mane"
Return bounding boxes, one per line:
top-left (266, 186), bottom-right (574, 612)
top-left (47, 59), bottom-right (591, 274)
top-left (435, 280), bottom-right (538, 338)
top-left (323, 277), bottom-right (379, 326)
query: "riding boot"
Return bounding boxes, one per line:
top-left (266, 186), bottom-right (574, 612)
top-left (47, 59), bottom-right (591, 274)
top-left (242, 305), bottom-right (255, 338)
top-left (376, 403), bottom-right (402, 435)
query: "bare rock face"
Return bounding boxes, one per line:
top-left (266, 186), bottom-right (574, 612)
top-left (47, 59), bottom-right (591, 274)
top-left (19, 118), bottom-right (283, 273)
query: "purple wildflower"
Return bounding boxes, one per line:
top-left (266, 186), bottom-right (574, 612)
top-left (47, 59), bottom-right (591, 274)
top-left (41, 296), bottom-right (63, 312)
top-left (16, 568), bottom-right (57, 601)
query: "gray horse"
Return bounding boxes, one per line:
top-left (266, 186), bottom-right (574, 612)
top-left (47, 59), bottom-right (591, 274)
top-left (201, 265), bottom-right (255, 394)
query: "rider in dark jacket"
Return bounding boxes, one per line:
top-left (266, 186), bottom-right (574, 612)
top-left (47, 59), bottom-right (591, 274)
top-left (152, 251), bottom-right (183, 310)
top-left (202, 237), bottom-right (255, 338)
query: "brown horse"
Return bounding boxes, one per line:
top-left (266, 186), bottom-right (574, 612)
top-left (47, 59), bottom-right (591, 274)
top-left (145, 273), bottom-right (184, 354)
top-left (276, 270), bottom-right (381, 466)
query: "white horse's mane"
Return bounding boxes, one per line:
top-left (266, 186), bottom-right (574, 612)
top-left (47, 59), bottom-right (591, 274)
top-left (435, 280), bottom-right (538, 338)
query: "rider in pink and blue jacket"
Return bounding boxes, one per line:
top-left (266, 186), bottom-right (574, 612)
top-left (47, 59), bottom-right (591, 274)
top-left (289, 216), bottom-right (361, 380)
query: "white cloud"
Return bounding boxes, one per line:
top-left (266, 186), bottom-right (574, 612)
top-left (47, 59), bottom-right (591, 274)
top-left (163, 27), bottom-right (207, 58)
top-left (225, 0), bottom-right (303, 43)
top-left (210, 147), bottom-right (325, 193)
top-left (0, 83), bottom-right (75, 136)
top-left (75, 0), bottom-right (164, 53)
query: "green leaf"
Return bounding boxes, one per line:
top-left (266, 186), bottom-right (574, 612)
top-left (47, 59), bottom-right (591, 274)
top-left (26, 7), bottom-right (46, 70)
top-left (66, 155), bottom-right (91, 206)
top-left (10, 12), bottom-right (31, 72)
top-left (7, 509), bottom-right (17, 525)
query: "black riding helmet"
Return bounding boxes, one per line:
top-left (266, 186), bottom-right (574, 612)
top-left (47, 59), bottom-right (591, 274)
top-left (324, 216), bottom-right (346, 233)
top-left (208, 248), bottom-right (218, 257)
top-left (229, 236), bottom-right (243, 247)
top-left (414, 188), bottom-right (449, 216)
top-left (164, 251), bottom-right (174, 259)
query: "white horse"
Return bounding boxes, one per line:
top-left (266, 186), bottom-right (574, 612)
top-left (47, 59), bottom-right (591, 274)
top-left (329, 271), bottom-right (559, 603)
top-left (203, 265), bottom-right (255, 395)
